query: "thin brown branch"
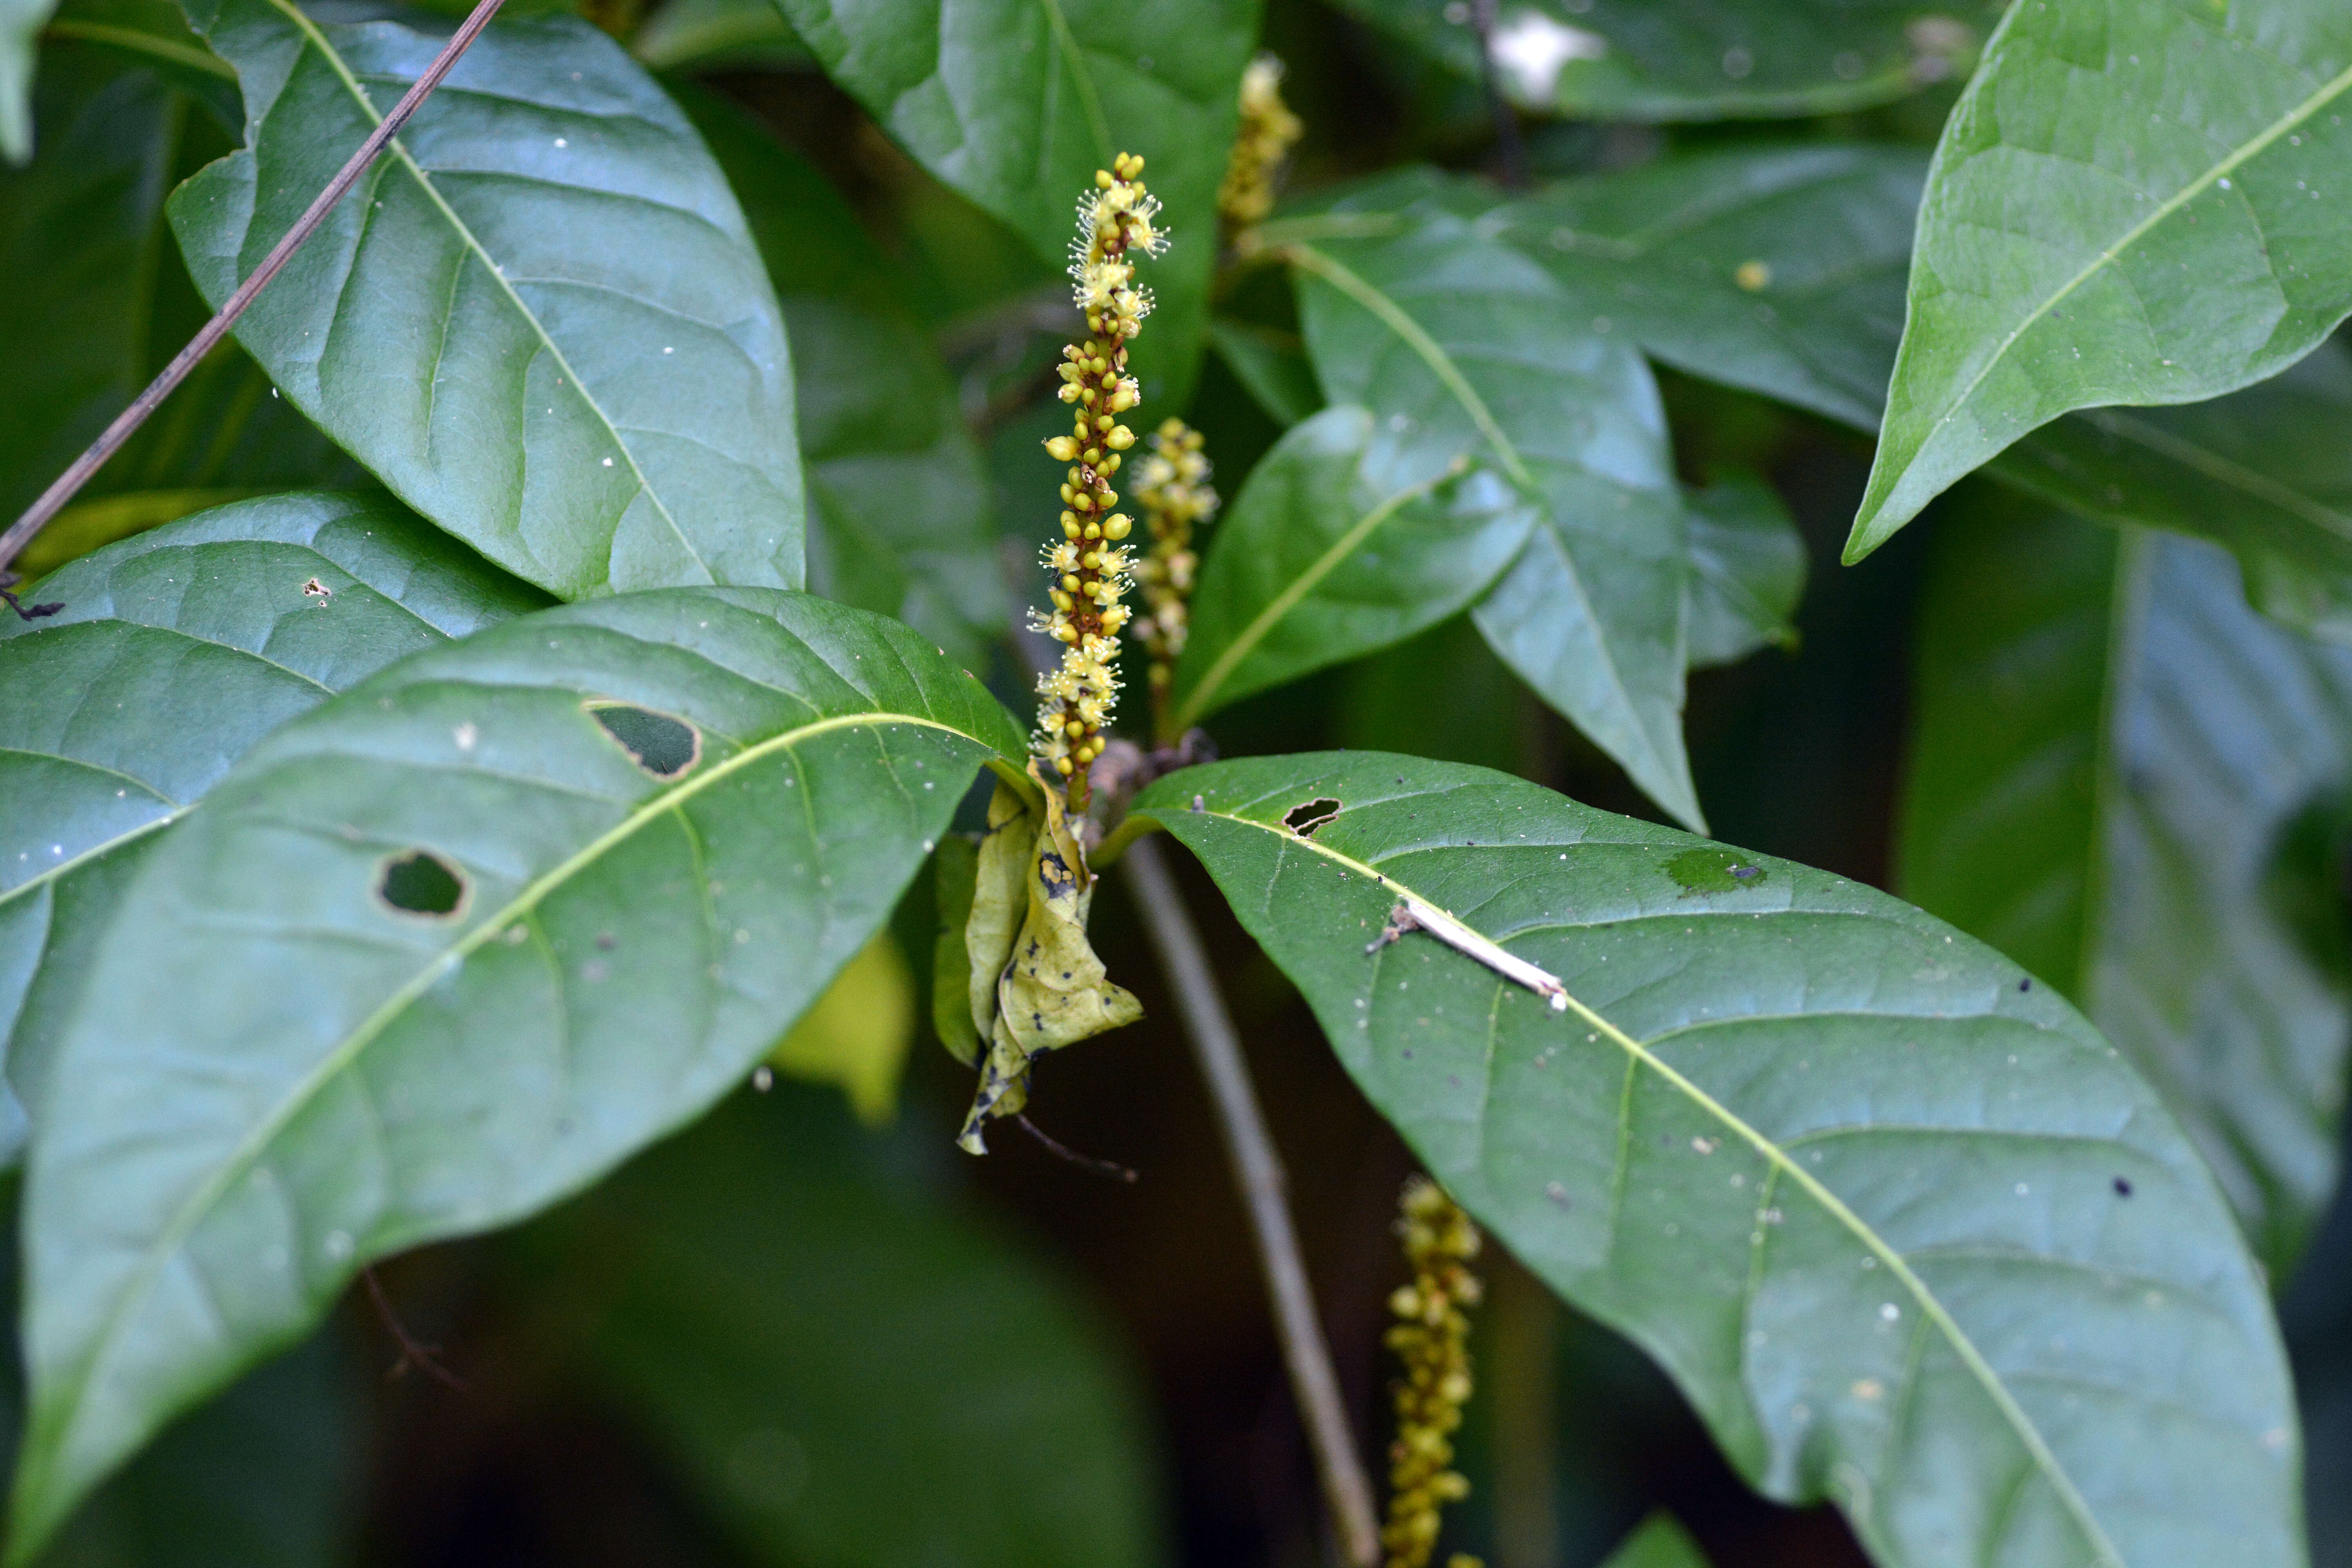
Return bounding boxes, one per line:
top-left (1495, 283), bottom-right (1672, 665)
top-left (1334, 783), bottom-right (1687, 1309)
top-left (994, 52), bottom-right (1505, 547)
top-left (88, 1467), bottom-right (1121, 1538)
top-left (1013, 1112), bottom-right (1140, 1183)
top-left (1119, 836), bottom-right (1383, 1568)
top-left (0, 0), bottom-right (512, 580)
top-left (361, 1267), bottom-right (469, 1393)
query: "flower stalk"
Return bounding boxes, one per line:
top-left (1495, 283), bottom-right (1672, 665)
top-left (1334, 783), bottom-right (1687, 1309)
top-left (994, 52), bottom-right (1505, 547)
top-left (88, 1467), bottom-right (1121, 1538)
top-left (1384, 1178), bottom-right (1485, 1568)
top-left (1031, 152), bottom-right (1167, 815)
top-left (1132, 417), bottom-right (1218, 723)
top-left (1219, 54), bottom-right (1304, 230)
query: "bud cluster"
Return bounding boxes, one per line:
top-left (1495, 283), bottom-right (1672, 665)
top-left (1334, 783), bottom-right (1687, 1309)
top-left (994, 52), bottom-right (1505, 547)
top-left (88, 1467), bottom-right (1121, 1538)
top-left (1132, 419), bottom-right (1218, 703)
top-left (1218, 54), bottom-right (1304, 228)
top-left (1029, 152), bottom-right (1168, 806)
top-left (1382, 1178), bottom-right (1485, 1568)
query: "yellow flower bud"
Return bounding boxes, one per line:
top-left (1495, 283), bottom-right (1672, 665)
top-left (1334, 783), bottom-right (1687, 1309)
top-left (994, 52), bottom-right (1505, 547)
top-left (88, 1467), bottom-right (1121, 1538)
top-left (1106, 425), bottom-right (1136, 450)
top-left (1103, 514), bottom-right (1132, 540)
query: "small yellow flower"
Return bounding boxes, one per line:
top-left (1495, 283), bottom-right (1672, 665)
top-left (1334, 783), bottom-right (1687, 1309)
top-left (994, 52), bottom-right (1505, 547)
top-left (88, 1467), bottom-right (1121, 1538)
top-left (1219, 54), bottom-right (1304, 229)
top-left (1382, 1178), bottom-right (1483, 1568)
top-left (1029, 153), bottom-right (1164, 811)
top-left (1132, 418), bottom-right (1219, 707)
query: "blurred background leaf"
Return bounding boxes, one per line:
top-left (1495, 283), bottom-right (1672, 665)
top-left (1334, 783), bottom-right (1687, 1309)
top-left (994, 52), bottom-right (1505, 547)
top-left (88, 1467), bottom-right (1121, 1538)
top-left (1902, 492), bottom-right (2352, 1273)
top-left (512, 1083), bottom-right (1169, 1568)
top-left (1326, 0), bottom-right (1988, 122)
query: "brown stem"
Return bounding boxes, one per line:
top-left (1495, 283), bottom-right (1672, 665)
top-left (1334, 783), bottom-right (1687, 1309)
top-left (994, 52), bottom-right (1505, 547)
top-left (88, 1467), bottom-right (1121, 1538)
top-left (361, 1267), bottom-right (469, 1392)
top-left (1119, 835), bottom-right (1383, 1568)
top-left (0, 0), bottom-right (512, 579)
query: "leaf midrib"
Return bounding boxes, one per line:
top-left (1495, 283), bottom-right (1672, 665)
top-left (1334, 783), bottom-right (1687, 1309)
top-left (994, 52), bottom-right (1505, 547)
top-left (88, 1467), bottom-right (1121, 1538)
top-left (260, 0), bottom-right (711, 582)
top-left (1282, 241), bottom-right (1534, 488)
top-left (1172, 458), bottom-right (1458, 731)
top-left (44, 704), bottom-right (991, 1481)
top-left (1171, 803), bottom-right (2129, 1568)
top-left (2072, 408), bottom-right (2352, 548)
top-left (1894, 38), bottom-right (2352, 495)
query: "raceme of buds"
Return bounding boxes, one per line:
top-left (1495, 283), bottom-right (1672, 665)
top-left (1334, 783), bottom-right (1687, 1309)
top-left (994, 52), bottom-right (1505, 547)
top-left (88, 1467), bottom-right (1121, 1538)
top-left (1218, 54), bottom-right (1303, 229)
top-left (1382, 1177), bottom-right (1485, 1568)
top-left (1131, 418), bottom-right (1218, 709)
top-left (1029, 152), bottom-right (1168, 811)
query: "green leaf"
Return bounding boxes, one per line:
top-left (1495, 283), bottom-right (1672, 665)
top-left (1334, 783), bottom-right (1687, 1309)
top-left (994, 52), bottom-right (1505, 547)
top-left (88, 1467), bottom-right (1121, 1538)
top-left (1325, 0), bottom-right (1987, 122)
top-left (1490, 143), bottom-right (1927, 434)
top-left (169, 0), bottom-right (805, 598)
top-left (1684, 471), bottom-right (1803, 669)
top-left (1993, 341), bottom-right (2352, 647)
top-left (10, 588), bottom-right (1024, 1556)
top-left (633, 0), bottom-right (811, 72)
top-left (1206, 317), bottom-right (1321, 429)
top-left (682, 89), bottom-right (1007, 665)
top-left (0, 0), bottom-right (54, 163)
top-left (774, 0), bottom-right (1257, 405)
top-left (1129, 753), bottom-right (2302, 1568)
top-left (0, 493), bottom-right (548, 1166)
top-left (0, 11), bottom-right (354, 548)
top-left (764, 928), bottom-right (915, 1125)
top-left (1900, 495), bottom-right (2352, 1272)
top-left (1848, 0), bottom-right (2352, 561)
top-left (1599, 1512), bottom-right (1710, 1568)
top-left (1171, 404), bottom-right (1534, 735)
top-left (518, 1085), bottom-right (1166, 1568)
top-left (1482, 143), bottom-right (2352, 647)
top-left (1284, 178), bottom-right (1698, 828)
top-left (29, 1330), bottom-right (365, 1568)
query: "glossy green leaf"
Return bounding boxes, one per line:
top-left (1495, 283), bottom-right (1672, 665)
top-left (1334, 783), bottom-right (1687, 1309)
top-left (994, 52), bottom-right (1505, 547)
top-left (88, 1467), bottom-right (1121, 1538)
top-left (774, 0), bottom-right (1256, 405)
top-left (1901, 497), bottom-right (2352, 1272)
top-left (520, 1084), bottom-right (1165, 1568)
top-left (1326, 0), bottom-right (1987, 122)
top-left (1131, 752), bottom-right (2302, 1568)
top-left (10, 588), bottom-right (1024, 1557)
top-left (1599, 1512), bottom-right (1710, 1568)
top-left (0, 494), bottom-right (548, 1166)
top-left (633, 0), bottom-right (811, 73)
top-left (683, 89), bottom-right (1006, 665)
top-left (1171, 405), bottom-right (1534, 735)
top-left (1285, 176), bottom-right (1698, 828)
top-left (1490, 144), bottom-right (1926, 433)
top-left (1482, 142), bottom-right (2352, 646)
top-left (1849, 0), bottom-right (2352, 561)
top-left (169, 0), bottom-right (804, 598)
top-left (1684, 472), bottom-right (1802, 669)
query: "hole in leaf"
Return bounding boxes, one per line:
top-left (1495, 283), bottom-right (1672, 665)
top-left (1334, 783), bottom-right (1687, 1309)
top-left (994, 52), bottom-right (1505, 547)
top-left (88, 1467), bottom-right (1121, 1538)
top-left (379, 850), bottom-right (466, 918)
top-left (1283, 797), bottom-right (1342, 836)
top-left (590, 702), bottom-right (701, 778)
